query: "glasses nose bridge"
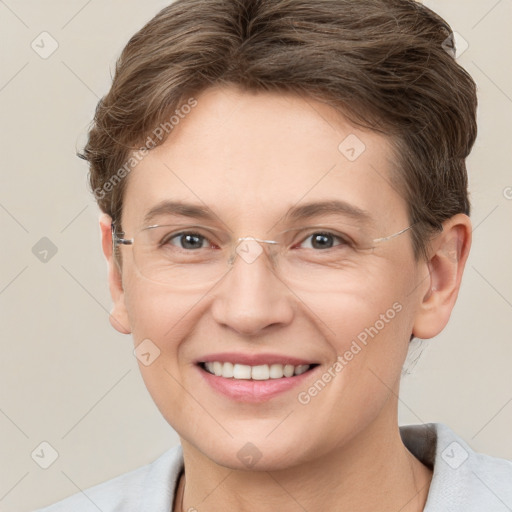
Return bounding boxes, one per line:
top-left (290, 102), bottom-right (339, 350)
top-left (228, 236), bottom-right (280, 267)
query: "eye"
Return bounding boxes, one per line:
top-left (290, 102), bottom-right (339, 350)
top-left (165, 232), bottom-right (210, 250)
top-left (299, 232), bottom-right (348, 250)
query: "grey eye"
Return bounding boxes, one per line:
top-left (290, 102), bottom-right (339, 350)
top-left (301, 232), bottom-right (345, 250)
top-left (168, 233), bottom-right (208, 250)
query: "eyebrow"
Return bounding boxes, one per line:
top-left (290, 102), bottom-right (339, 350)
top-left (143, 199), bottom-right (373, 227)
top-left (143, 200), bottom-right (215, 225)
top-left (282, 200), bottom-right (373, 226)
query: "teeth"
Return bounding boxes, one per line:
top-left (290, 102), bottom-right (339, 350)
top-left (213, 361), bottom-right (223, 376)
top-left (222, 361), bottom-right (234, 378)
top-left (283, 364), bottom-right (295, 377)
top-left (203, 362), bottom-right (312, 380)
top-left (294, 364), bottom-right (309, 375)
top-left (269, 364), bottom-right (284, 379)
top-left (251, 364), bottom-right (270, 380)
top-left (233, 363), bottom-right (252, 379)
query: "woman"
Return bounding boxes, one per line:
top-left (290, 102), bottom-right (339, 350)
top-left (36, 0), bottom-right (512, 510)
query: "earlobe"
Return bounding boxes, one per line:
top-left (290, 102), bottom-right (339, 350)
top-left (99, 214), bottom-right (132, 335)
top-left (412, 214), bottom-right (472, 340)
top-left (109, 308), bottom-right (131, 335)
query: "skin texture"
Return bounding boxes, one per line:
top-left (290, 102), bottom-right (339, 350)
top-left (99, 85), bottom-right (471, 512)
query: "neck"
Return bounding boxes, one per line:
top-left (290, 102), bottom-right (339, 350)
top-left (175, 405), bottom-right (432, 512)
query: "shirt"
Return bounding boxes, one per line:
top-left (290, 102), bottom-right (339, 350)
top-left (34, 423), bottom-right (512, 511)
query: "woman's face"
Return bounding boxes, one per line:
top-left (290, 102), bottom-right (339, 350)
top-left (112, 85), bottom-right (429, 470)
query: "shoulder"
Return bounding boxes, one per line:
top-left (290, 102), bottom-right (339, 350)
top-left (401, 422), bottom-right (512, 511)
top-left (33, 444), bottom-right (183, 512)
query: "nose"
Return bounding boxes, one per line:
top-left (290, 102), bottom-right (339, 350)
top-left (210, 241), bottom-right (294, 336)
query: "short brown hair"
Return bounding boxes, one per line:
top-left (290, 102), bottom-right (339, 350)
top-left (80, 0), bottom-right (477, 260)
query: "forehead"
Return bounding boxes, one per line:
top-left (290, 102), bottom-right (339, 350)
top-left (121, 86), bottom-right (408, 231)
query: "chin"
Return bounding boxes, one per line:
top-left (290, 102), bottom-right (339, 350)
top-left (204, 444), bottom-right (307, 472)
top-left (182, 424), bottom-right (320, 472)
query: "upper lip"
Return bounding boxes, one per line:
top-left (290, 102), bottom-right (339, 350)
top-left (196, 352), bottom-right (318, 366)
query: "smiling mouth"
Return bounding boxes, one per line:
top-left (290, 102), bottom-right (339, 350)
top-left (199, 362), bottom-right (319, 380)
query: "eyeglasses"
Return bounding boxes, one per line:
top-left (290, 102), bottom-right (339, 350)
top-left (112, 221), bottom-right (414, 291)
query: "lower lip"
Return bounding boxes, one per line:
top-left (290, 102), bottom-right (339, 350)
top-left (197, 365), bottom-right (318, 402)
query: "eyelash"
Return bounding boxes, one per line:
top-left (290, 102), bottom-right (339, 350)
top-left (296, 232), bottom-right (350, 250)
top-left (161, 230), bottom-right (351, 251)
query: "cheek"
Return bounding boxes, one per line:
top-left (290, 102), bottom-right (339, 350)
top-left (304, 259), bottom-right (414, 399)
top-left (122, 278), bottom-right (196, 379)
top-left (291, 295), bottom-right (409, 454)
top-left (122, 281), bottom-right (206, 432)
top-left (300, 253), bottom-right (412, 332)
top-left (327, 295), bottom-right (407, 388)
top-left (123, 272), bottom-right (202, 342)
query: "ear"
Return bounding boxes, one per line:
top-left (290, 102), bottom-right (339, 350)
top-left (99, 213), bottom-right (131, 335)
top-left (412, 213), bottom-right (472, 339)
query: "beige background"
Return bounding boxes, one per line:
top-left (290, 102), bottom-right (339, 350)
top-left (0, 1), bottom-right (511, 510)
